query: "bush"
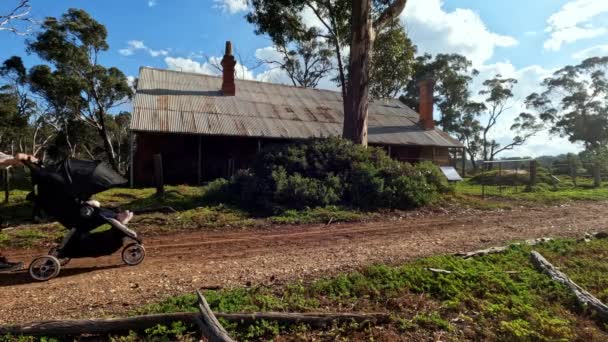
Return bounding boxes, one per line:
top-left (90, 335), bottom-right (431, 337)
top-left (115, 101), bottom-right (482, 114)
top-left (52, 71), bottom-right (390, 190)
top-left (217, 138), bottom-right (448, 210)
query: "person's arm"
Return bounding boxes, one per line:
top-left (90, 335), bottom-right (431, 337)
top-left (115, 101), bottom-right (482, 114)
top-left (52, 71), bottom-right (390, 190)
top-left (16, 153), bottom-right (39, 164)
top-left (14, 153), bottom-right (40, 171)
top-left (0, 152), bottom-right (22, 167)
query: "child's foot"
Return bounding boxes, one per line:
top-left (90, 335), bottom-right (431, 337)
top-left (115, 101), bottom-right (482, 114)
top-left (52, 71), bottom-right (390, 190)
top-left (116, 210), bottom-right (134, 225)
top-left (0, 260), bottom-right (23, 273)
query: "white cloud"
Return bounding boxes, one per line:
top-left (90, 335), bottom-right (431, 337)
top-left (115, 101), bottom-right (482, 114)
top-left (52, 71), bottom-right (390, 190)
top-left (572, 44), bottom-right (608, 59)
top-left (401, 0), bottom-right (518, 66)
top-left (165, 57), bottom-right (220, 75)
top-left (544, 26), bottom-right (605, 51)
top-left (126, 75), bottom-right (137, 91)
top-left (544, 0), bottom-right (608, 51)
top-left (148, 0), bottom-right (157, 7)
top-left (119, 40), bottom-right (169, 57)
top-left (300, 6), bottom-right (327, 33)
top-left (254, 46), bottom-right (283, 62)
top-left (213, 0), bottom-right (247, 14)
top-left (164, 56), bottom-right (255, 80)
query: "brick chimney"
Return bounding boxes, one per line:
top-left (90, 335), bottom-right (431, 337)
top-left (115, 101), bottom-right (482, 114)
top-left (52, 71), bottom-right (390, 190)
top-left (418, 76), bottom-right (435, 130)
top-left (221, 41), bottom-right (236, 96)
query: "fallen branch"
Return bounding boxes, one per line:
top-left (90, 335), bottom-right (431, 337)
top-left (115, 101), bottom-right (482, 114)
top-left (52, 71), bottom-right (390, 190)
top-left (0, 312), bottom-right (389, 337)
top-left (195, 290), bottom-right (234, 342)
top-left (530, 251), bottom-right (608, 321)
top-left (455, 237), bottom-right (553, 259)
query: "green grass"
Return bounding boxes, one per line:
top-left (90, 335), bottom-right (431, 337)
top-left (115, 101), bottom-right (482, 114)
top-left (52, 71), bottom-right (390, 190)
top-left (455, 177), bottom-right (608, 204)
top-left (125, 238), bottom-right (608, 341)
top-left (269, 206), bottom-right (370, 225)
top-left (3, 177), bottom-right (608, 249)
top-left (0, 189), bottom-right (34, 225)
top-left (0, 185), bottom-right (369, 249)
top-left (0, 224), bottom-right (63, 249)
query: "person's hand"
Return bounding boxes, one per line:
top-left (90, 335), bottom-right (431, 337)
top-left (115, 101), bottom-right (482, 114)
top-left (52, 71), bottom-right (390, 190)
top-left (16, 153), bottom-right (38, 163)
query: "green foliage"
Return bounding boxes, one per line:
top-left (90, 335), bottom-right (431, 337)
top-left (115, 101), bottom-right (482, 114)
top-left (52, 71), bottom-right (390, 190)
top-left (226, 138), bottom-right (448, 210)
top-left (144, 321), bottom-right (193, 341)
top-left (370, 19), bottom-right (416, 99)
top-left (247, 0), bottom-right (415, 94)
top-left (24, 8), bottom-right (133, 169)
top-left (456, 176), bottom-right (608, 203)
top-left (269, 206), bottom-right (366, 225)
top-left (402, 53), bottom-right (479, 135)
top-left (526, 56), bottom-right (608, 149)
top-left (413, 312), bottom-right (452, 331)
top-left (130, 238), bottom-right (608, 341)
top-left (0, 336), bottom-right (60, 342)
top-left (0, 224), bottom-right (63, 248)
top-left (1, 184), bottom-right (370, 248)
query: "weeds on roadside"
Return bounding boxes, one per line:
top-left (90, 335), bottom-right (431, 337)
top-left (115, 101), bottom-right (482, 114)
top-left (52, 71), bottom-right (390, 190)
top-left (128, 238), bottom-right (608, 341)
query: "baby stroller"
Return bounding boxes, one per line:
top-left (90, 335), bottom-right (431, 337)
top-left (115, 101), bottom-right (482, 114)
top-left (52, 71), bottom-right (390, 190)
top-left (23, 158), bottom-right (145, 281)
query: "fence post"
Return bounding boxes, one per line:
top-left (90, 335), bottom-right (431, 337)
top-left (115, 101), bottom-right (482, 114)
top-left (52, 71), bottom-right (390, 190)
top-left (593, 164), bottom-right (601, 188)
top-left (568, 158), bottom-right (577, 187)
top-left (153, 154), bottom-right (165, 198)
top-left (529, 160), bottom-right (537, 188)
top-left (461, 148), bottom-right (466, 177)
top-left (2, 167), bottom-right (9, 204)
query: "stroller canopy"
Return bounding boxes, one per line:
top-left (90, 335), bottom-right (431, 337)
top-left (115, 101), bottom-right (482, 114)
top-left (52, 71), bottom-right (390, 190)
top-left (55, 159), bottom-right (127, 199)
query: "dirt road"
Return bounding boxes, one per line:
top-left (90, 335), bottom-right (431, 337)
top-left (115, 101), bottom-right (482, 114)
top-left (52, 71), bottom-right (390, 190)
top-left (1, 201), bottom-right (607, 325)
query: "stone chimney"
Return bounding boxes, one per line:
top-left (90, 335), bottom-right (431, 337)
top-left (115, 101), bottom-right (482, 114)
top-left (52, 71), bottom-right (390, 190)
top-left (221, 41), bottom-right (236, 96)
top-left (418, 76), bottom-right (435, 130)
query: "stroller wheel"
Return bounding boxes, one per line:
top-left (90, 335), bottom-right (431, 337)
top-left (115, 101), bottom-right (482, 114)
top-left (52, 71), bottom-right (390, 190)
top-left (29, 256), bottom-right (61, 281)
top-left (122, 243), bottom-right (146, 266)
top-left (48, 247), bottom-right (71, 266)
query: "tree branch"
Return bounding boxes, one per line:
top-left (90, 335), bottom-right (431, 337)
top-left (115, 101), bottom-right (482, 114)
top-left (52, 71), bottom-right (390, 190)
top-left (0, 0), bottom-right (35, 35)
top-left (373, 0), bottom-right (408, 32)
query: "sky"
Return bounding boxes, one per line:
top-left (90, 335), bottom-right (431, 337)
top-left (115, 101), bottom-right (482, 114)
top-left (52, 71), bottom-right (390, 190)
top-left (1, 0), bottom-right (607, 157)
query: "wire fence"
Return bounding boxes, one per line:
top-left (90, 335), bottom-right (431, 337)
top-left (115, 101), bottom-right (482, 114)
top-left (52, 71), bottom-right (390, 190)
top-left (468, 159), bottom-right (607, 198)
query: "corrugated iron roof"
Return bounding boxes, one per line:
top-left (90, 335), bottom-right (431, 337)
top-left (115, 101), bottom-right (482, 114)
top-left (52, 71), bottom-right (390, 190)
top-left (131, 67), bottom-right (463, 148)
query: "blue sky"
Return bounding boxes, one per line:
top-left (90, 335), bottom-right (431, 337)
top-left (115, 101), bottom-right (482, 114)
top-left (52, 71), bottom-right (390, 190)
top-left (1, 0), bottom-right (607, 157)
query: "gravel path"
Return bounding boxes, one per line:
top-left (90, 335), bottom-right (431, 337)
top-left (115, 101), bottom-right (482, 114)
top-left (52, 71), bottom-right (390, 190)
top-left (1, 201), bottom-right (607, 325)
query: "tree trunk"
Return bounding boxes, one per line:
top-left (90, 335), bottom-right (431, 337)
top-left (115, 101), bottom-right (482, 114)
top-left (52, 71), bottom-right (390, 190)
top-left (98, 127), bottom-right (118, 170)
top-left (343, 0), bottom-right (372, 146)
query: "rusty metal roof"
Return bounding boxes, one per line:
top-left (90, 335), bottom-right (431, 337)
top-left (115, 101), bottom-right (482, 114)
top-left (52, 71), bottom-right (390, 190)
top-left (131, 67), bottom-right (463, 148)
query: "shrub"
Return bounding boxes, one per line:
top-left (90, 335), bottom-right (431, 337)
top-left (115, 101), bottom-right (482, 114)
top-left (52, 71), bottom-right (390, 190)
top-left (219, 138), bottom-right (448, 210)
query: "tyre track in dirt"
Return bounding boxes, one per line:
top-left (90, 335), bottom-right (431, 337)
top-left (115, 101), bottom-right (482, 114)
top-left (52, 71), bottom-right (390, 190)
top-left (1, 201), bottom-right (607, 324)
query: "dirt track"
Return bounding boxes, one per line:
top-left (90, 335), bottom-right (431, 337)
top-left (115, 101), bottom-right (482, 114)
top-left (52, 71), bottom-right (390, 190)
top-left (1, 201), bottom-right (608, 325)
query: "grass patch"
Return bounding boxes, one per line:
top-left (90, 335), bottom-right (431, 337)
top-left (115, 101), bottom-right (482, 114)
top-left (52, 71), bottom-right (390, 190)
top-left (0, 185), bottom-right (369, 248)
top-left (0, 189), bottom-right (34, 226)
top-left (269, 206), bottom-right (370, 225)
top-left (455, 177), bottom-right (608, 204)
top-left (0, 224), bottom-right (63, 249)
top-left (125, 238), bottom-right (608, 341)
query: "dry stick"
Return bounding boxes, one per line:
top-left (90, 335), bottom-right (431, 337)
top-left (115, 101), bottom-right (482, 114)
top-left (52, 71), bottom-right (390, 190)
top-left (530, 251), bottom-right (608, 321)
top-left (0, 312), bottom-right (389, 337)
top-left (455, 237), bottom-right (556, 259)
top-left (195, 290), bottom-right (234, 342)
top-left (427, 268), bottom-right (452, 275)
